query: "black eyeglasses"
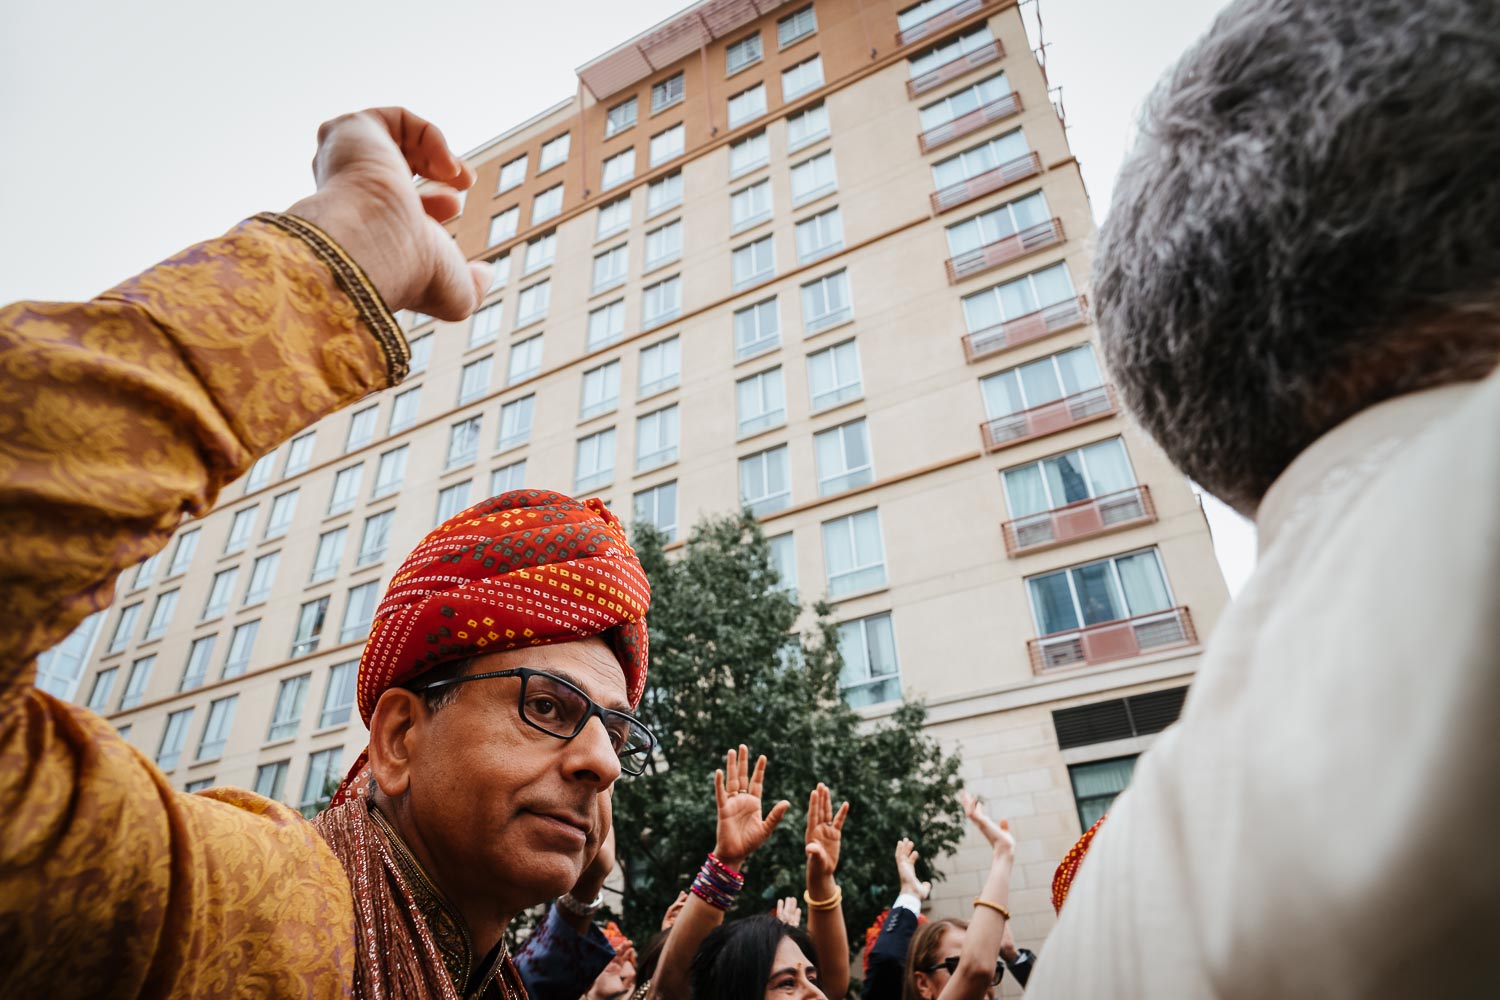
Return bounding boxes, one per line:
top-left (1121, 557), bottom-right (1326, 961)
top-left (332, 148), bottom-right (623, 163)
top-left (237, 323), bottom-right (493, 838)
top-left (413, 667), bottom-right (657, 776)
top-left (919, 957), bottom-right (1004, 986)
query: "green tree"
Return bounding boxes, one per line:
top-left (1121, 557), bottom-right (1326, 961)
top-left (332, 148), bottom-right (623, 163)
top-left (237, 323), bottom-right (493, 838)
top-left (614, 511), bottom-right (965, 959)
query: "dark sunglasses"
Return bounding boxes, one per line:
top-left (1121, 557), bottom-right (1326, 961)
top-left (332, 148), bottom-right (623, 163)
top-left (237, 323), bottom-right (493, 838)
top-left (919, 956), bottom-right (1004, 986)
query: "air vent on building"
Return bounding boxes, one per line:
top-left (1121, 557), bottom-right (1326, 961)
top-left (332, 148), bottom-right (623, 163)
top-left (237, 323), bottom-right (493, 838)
top-left (1052, 686), bottom-right (1188, 750)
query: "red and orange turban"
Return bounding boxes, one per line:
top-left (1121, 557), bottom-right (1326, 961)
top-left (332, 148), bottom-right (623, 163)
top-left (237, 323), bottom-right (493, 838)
top-left (332, 489), bottom-right (651, 803)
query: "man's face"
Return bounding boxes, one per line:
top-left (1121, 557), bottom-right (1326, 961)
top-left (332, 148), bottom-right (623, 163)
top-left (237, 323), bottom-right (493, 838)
top-left (401, 636), bottom-right (627, 915)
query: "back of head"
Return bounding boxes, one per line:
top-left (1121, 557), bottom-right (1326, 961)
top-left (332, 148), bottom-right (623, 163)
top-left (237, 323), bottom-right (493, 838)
top-left (1095, 0), bottom-right (1500, 513)
top-left (902, 917), bottom-right (966, 1000)
top-left (690, 914), bottom-right (819, 1000)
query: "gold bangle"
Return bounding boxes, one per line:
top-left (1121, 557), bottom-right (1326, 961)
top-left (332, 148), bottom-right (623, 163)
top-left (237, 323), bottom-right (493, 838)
top-left (972, 898), bottom-right (1010, 920)
top-left (804, 887), bottom-right (843, 911)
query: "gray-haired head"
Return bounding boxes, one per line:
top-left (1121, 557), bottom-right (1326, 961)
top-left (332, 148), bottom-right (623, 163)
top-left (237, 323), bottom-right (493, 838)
top-left (1094, 0), bottom-right (1500, 514)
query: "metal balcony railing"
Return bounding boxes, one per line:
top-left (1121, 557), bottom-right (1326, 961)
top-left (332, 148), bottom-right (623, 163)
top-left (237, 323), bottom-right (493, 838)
top-left (963, 297), bottom-right (1090, 362)
top-left (1002, 485), bottom-right (1156, 556)
top-left (1028, 606), bottom-right (1198, 673)
top-left (981, 384), bottom-right (1117, 452)
top-left (931, 152), bottom-right (1043, 214)
top-left (897, 0), bottom-right (984, 47)
top-left (907, 40), bottom-right (1004, 99)
top-left (920, 92), bottom-right (1024, 152)
top-left (947, 217), bottom-right (1064, 284)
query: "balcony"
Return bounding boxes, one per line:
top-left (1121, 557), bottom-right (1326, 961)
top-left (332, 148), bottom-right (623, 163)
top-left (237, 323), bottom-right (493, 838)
top-left (920, 92), bottom-right (1024, 153)
top-left (931, 152), bottom-right (1042, 214)
top-left (897, 0), bottom-right (984, 47)
top-left (908, 40), bottom-right (1004, 98)
top-left (947, 218), bottom-right (1064, 284)
top-left (1028, 606), bottom-right (1198, 673)
top-left (963, 296), bottom-right (1089, 362)
top-left (1002, 486), bottom-right (1156, 557)
top-left (981, 384), bottom-right (1117, 452)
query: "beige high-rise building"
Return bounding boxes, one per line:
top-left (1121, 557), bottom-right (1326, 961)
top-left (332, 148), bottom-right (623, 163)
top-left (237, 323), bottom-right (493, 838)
top-left (50, 0), bottom-right (1229, 968)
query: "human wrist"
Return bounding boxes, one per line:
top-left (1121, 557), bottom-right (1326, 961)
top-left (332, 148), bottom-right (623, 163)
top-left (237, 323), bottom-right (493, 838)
top-left (806, 868), bottom-right (837, 899)
top-left (285, 189), bottom-right (417, 311)
top-left (711, 845), bottom-right (746, 871)
top-left (892, 892), bottom-right (922, 914)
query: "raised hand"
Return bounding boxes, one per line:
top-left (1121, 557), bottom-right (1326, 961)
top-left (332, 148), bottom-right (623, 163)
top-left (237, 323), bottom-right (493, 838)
top-left (894, 837), bottom-right (932, 901)
top-left (713, 745), bottom-right (791, 869)
top-left (774, 896), bottom-right (803, 928)
top-left (960, 792), bottom-right (1015, 859)
top-left (804, 783), bottom-right (850, 886)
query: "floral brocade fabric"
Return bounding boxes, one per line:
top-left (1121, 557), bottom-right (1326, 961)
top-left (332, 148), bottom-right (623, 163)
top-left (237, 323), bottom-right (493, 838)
top-left (0, 217), bottom-right (405, 997)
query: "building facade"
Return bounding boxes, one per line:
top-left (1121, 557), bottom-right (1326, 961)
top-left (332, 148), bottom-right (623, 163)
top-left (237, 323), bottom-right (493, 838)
top-left (63, 0), bottom-right (1228, 971)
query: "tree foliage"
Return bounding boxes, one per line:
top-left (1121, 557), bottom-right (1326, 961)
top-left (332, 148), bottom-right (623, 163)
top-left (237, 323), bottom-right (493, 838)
top-left (612, 511), bottom-right (965, 958)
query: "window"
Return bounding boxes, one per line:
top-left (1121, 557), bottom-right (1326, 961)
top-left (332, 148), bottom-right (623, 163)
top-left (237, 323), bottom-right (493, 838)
top-left (539, 132), bottom-right (571, 172)
top-left (638, 336), bottom-right (681, 397)
top-left (287, 432), bottom-right (317, 473)
top-left (498, 395), bottom-right (535, 452)
top-left (647, 171), bottom-right (683, 217)
top-left (458, 355), bottom-right (493, 405)
top-left (737, 367), bottom-right (785, 436)
top-left (633, 481), bottom-right (678, 542)
top-left (327, 464), bottom-right (363, 516)
top-left (601, 148), bottom-right (636, 192)
top-left (606, 96), bottom-right (638, 137)
top-left (245, 551), bottom-right (280, 605)
top-left (497, 154), bottom-right (527, 193)
top-left (728, 84), bottom-right (767, 128)
top-left (644, 219), bottom-right (683, 271)
top-left (838, 612), bottom-right (899, 707)
top-left (729, 131), bottom-right (769, 177)
top-left (266, 489), bottom-right (298, 539)
top-left (223, 620), bottom-right (259, 679)
top-left (933, 129), bottom-right (1030, 190)
top-left (650, 124), bottom-right (686, 167)
top-left (109, 603), bottom-right (143, 653)
top-left (768, 533), bottom-right (797, 593)
top-left (636, 405), bottom-right (680, 471)
top-left (962, 261), bottom-right (1076, 333)
top-left (404, 310), bottom-right (434, 332)
top-left (435, 480), bottom-right (473, 523)
top-left (311, 527), bottom-right (348, 584)
top-left (202, 569), bottom-right (236, 621)
top-left (597, 196), bottom-right (631, 239)
top-left (898, 0), bottom-right (970, 33)
top-left (732, 236), bottom-right (776, 289)
top-left (801, 270), bottom-right (853, 332)
top-left (389, 387), bottom-right (421, 434)
top-left (120, 655), bottom-right (154, 710)
top-left (808, 339), bottom-right (863, 411)
top-left (508, 334), bottom-right (544, 385)
top-left (585, 300), bottom-right (626, 352)
top-left (787, 102), bottom-right (830, 151)
top-left (340, 581), bottom-right (380, 643)
top-left (167, 528), bottom-right (200, 578)
top-left (345, 407), bottom-right (378, 452)
top-left (447, 415), bottom-right (482, 470)
top-left (320, 660), bottom-right (359, 729)
top-left (1053, 689), bottom-right (1188, 750)
top-left (224, 506), bottom-right (257, 555)
top-left (782, 55), bottom-right (824, 101)
top-left (522, 231), bottom-right (556, 275)
top-left (980, 344), bottom-right (1104, 420)
top-left (290, 597), bottom-right (329, 658)
top-left (299, 747), bottom-right (343, 818)
top-left (593, 244), bottom-right (629, 294)
top-left (87, 667), bottom-right (119, 712)
top-left (373, 445), bottom-right (408, 499)
top-left (1003, 437), bottom-right (1137, 520)
top-left (581, 360), bottom-right (622, 420)
top-left (908, 25), bottom-right (993, 79)
top-left (790, 151), bottom-right (837, 204)
top-left (1027, 549), bottom-right (1174, 637)
top-left (197, 695), bottom-right (238, 761)
top-left (184, 777), bottom-right (215, 794)
top-left (734, 298), bottom-right (781, 360)
top-left (815, 419), bottom-right (874, 495)
top-left (36, 612), bottom-right (104, 700)
top-left (727, 32), bottom-right (763, 74)
top-left (491, 460), bottom-right (526, 494)
top-left (920, 71), bottom-right (1012, 132)
top-left (532, 185), bottom-right (563, 224)
top-left (731, 179), bottom-right (773, 232)
top-left (358, 509), bottom-right (394, 567)
top-left (268, 674), bottom-right (311, 742)
top-left (642, 276), bottom-right (682, 329)
top-left (488, 253), bottom-right (512, 293)
top-left (488, 207), bottom-right (519, 246)
top-left (652, 72), bottom-right (685, 113)
top-left (575, 428), bottom-right (616, 492)
top-left (516, 280), bottom-right (550, 327)
top-left (408, 332), bottom-right (434, 375)
top-left (254, 759), bottom-right (290, 801)
top-left (739, 445), bottom-right (791, 516)
top-left (156, 708), bottom-right (194, 770)
top-left (1070, 756), bottom-right (1139, 830)
top-left (144, 589), bottom-right (178, 640)
top-left (795, 207), bottom-right (844, 263)
top-left (946, 190), bottom-right (1050, 258)
top-left (245, 451), bottom-right (276, 493)
top-left (823, 509), bottom-right (887, 596)
top-left (778, 5), bottom-right (817, 48)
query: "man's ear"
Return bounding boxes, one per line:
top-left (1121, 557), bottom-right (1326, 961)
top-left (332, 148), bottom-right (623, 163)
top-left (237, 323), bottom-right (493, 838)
top-left (368, 687), bottom-right (423, 798)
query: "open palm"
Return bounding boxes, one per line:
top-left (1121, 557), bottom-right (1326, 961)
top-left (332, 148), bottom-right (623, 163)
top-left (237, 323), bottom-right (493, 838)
top-left (713, 745), bottom-right (790, 866)
top-left (804, 783), bottom-right (850, 881)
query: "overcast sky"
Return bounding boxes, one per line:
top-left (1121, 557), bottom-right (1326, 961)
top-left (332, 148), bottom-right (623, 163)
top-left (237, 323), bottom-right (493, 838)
top-left (0, 0), bottom-right (1254, 593)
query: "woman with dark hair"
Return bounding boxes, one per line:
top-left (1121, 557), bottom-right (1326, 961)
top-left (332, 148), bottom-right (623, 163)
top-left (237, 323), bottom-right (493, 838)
top-left (690, 913), bottom-right (822, 1000)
